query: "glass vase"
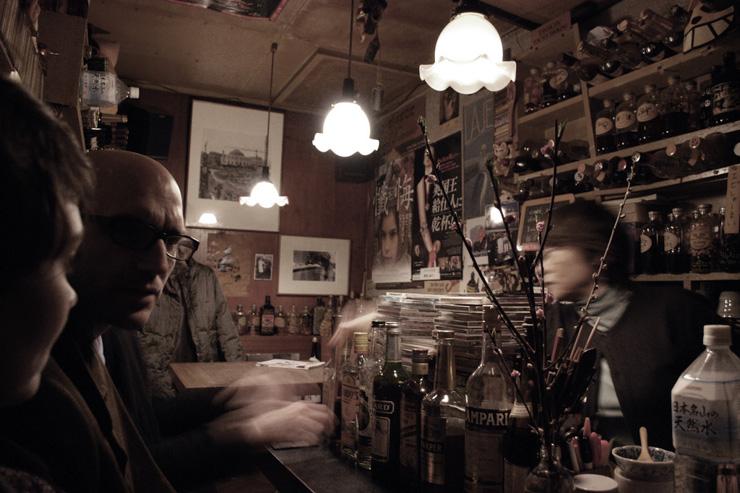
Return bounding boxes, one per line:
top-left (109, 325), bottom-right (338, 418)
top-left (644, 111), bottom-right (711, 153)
top-left (524, 444), bottom-right (574, 493)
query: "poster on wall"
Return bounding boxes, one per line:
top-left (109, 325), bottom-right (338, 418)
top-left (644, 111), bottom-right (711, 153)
top-left (371, 144), bottom-right (417, 283)
top-left (412, 132), bottom-right (463, 281)
top-left (204, 232), bottom-right (251, 297)
top-left (462, 91), bottom-right (495, 219)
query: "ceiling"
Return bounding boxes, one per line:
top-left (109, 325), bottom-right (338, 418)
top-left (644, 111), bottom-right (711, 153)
top-left (88, 0), bottom-right (585, 115)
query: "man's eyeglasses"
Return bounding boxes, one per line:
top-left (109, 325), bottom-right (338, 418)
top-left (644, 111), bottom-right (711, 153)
top-left (86, 214), bottom-right (200, 262)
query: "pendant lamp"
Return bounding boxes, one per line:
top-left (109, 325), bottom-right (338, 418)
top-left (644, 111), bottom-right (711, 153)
top-left (312, 0), bottom-right (379, 157)
top-left (419, 1), bottom-right (516, 95)
top-left (240, 42), bottom-right (289, 208)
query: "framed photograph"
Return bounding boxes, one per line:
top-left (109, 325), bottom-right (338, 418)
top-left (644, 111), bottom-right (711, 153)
top-left (185, 99), bottom-right (284, 231)
top-left (278, 235), bottom-right (351, 296)
top-left (517, 194), bottom-right (575, 252)
top-left (254, 253), bottom-right (273, 281)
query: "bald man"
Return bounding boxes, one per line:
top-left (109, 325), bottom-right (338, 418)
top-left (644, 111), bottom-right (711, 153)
top-left (0, 151), bottom-right (332, 492)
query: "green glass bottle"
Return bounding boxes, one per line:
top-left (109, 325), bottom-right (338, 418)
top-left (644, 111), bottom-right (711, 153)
top-left (400, 349), bottom-right (432, 491)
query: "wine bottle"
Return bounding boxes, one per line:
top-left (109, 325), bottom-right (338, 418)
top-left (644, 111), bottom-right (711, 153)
top-left (615, 92), bottom-right (639, 150)
top-left (259, 296), bottom-right (275, 335)
top-left (594, 99), bottom-right (617, 154)
top-left (636, 84), bottom-right (662, 143)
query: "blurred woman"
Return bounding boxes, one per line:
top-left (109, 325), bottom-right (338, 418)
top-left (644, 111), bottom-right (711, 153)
top-left (0, 77), bottom-right (93, 490)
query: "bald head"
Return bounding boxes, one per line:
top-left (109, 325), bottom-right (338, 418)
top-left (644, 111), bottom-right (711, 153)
top-left (72, 150), bottom-right (186, 333)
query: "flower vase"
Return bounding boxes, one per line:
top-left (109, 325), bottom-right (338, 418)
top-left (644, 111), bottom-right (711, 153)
top-left (524, 444), bottom-right (574, 493)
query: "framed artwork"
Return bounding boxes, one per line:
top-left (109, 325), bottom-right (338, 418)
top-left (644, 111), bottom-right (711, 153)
top-left (278, 235), bottom-right (351, 296)
top-left (254, 253), bottom-right (273, 281)
top-left (185, 99), bottom-right (284, 231)
top-left (517, 194), bottom-right (575, 252)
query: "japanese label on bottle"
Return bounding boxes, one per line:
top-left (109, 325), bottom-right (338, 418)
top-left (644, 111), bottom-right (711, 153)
top-left (637, 102), bottom-right (658, 122)
top-left (400, 396), bottom-right (420, 471)
top-left (341, 382), bottom-right (359, 450)
top-left (640, 234), bottom-right (653, 253)
top-left (465, 407), bottom-right (509, 492)
top-left (712, 82), bottom-right (740, 116)
top-left (615, 110), bottom-right (636, 130)
top-left (664, 231), bottom-right (680, 252)
top-left (372, 400), bottom-right (395, 462)
top-left (672, 381), bottom-right (739, 459)
top-left (421, 414), bottom-right (446, 485)
top-left (594, 117), bottom-right (614, 136)
top-left (689, 224), bottom-right (713, 253)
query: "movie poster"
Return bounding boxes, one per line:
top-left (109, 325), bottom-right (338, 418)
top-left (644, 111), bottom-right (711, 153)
top-left (412, 132), bottom-right (463, 281)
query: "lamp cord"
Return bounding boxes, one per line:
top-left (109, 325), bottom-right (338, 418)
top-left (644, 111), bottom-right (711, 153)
top-left (347, 0), bottom-right (354, 80)
top-left (265, 42), bottom-right (277, 171)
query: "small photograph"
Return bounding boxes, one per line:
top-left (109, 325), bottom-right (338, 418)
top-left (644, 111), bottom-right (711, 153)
top-left (293, 250), bottom-right (336, 282)
top-left (439, 87), bottom-right (460, 124)
top-left (254, 253), bottom-right (273, 281)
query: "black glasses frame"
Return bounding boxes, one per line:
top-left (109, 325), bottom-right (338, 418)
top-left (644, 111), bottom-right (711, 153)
top-left (85, 214), bottom-right (200, 262)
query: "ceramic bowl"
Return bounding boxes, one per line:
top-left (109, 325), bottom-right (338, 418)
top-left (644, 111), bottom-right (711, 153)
top-left (611, 445), bottom-right (675, 481)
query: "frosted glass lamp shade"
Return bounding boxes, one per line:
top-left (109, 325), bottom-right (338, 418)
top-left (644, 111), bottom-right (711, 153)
top-left (313, 101), bottom-right (379, 157)
top-left (419, 12), bottom-right (516, 94)
top-left (197, 212), bottom-right (219, 225)
top-left (240, 180), bottom-right (289, 208)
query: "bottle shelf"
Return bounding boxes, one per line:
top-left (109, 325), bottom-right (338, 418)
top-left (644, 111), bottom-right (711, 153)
top-left (588, 41), bottom-right (733, 101)
top-left (518, 94), bottom-right (584, 128)
top-left (514, 120), bottom-right (740, 183)
top-left (631, 272), bottom-right (740, 282)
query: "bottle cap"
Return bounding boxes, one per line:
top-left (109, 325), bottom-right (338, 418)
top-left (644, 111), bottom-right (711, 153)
top-left (129, 86), bottom-right (140, 99)
top-left (353, 331), bottom-right (369, 347)
top-left (387, 327), bottom-right (401, 335)
top-left (371, 319), bottom-right (386, 327)
top-left (703, 325), bottom-right (731, 347)
top-left (312, 336), bottom-right (318, 343)
top-left (436, 329), bottom-right (455, 340)
top-left (411, 349), bottom-right (429, 362)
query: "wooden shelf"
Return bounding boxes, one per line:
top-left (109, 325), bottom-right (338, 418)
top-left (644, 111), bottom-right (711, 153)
top-left (588, 42), bottom-right (733, 100)
top-left (514, 120), bottom-right (740, 182)
top-left (632, 272), bottom-right (740, 282)
top-left (518, 94), bottom-right (585, 128)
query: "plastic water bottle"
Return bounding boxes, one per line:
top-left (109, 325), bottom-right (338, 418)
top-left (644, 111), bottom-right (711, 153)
top-left (671, 324), bottom-right (739, 492)
top-left (80, 70), bottom-right (140, 107)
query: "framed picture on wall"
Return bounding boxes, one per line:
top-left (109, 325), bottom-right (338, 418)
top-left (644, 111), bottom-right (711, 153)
top-left (185, 99), bottom-right (284, 231)
top-left (278, 235), bottom-right (351, 296)
top-left (517, 194), bottom-right (575, 252)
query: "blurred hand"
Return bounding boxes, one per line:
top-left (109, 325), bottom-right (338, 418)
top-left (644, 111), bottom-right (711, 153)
top-left (327, 309), bottom-right (379, 349)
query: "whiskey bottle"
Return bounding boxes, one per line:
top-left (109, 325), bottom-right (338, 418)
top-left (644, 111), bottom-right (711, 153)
top-left (710, 51), bottom-right (740, 126)
top-left (259, 296), bottom-right (276, 335)
top-left (689, 205), bottom-right (716, 273)
top-left (301, 306), bottom-right (313, 336)
top-left (421, 330), bottom-right (466, 492)
top-left (248, 303), bottom-right (260, 335)
top-left (664, 210), bottom-right (687, 274)
top-left (287, 305), bottom-right (300, 334)
top-left (660, 75), bottom-right (689, 138)
top-left (274, 305), bottom-right (286, 335)
top-left (615, 92), bottom-right (639, 150)
top-left (640, 211), bottom-right (665, 274)
top-left (372, 325), bottom-right (409, 484)
top-left (400, 349), bottom-right (432, 490)
top-left (464, 331), bottom-right (514, 493)
top-left (636, 84), bottom-right (662, 143)
top-left (594, 99), bottom-right (617, 155)
top-left (358, 320), bottom-right (386, 470)
top-left (233, 304), bottom-right (249, 335)
top-left (341, 332), bottom-right (367, 461)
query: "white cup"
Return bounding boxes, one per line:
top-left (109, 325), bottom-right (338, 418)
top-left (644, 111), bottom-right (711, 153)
top-left (574, 473), bottom-right (618, 492)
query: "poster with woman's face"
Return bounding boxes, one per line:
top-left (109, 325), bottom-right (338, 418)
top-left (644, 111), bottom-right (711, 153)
top-left (411, 132), bottom-right (463, 281)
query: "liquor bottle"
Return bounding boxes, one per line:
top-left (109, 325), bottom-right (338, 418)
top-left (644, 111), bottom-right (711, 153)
top-left (311, 336), bottom-right (321, 360)
top-left (357, 320), bottom-right (386, 470)
top-left (689, 205), bottom-right (716, 273)
top-left (660, 75), bottom-right (689, 137)
top-left (548, 58), bottom-right (572, 102)
top-left (274, 305), bottom-right (286, 335)
top-left (671, 325), bottom-right (740, 493)
top-left (259, 296), bottom-right (275, 335)
top-left (576, 40), bottom-right (623, 79)
top-left (572, 168), bottom-right (594, 194)
top-left (590, 160), bottom-right (610, 189)
top-left (664, 209), bottom-right (687, 274)
top-left (287, 305), bottom-right (300, 334)
top-left (636, 84), bottom-right (662, 143)
top-left (684, 80), bottom-right (702, 131)
top-left (300, 306), bottom-right (313, 336)
top-left (664, 5), bottom-right (689, 51)
top-left (710, 51), bottom-right (740, 126)
top-left (372, 325), bottom-right (409, 484)
top-left (594, 99), bottom-right (617, 155)
top-left (80, 69), bottom-right (140, 108)
top-left (640, 211), bottom-right (665, 274)
top-left (233, 304), bottom-right (249, 335)
top-left (523, 68), bottom-right (543, 114)
top-left (313, 298), bottom-right (326, 336)
top-left (503, 360), bottom-right (540, 493)
top-left (616, 17), bottom-right (667, 64)
top-left (248, 303), bottom-right (260, 335)
top-left (540, 62), bottom-right (558, 108)
top-left (467, 271), bottom-right (479, 293)
top-left (465, 331), bottom-right (514, 493)
top-left (615, 92), bottom-right (639, 150)
top-left (718, 207), bottom-right (740, 273)
top-left (610, 156), bottom-right (631, 187)
top-left (341, 332), bottom-right (367, 461)
top-left (319, 306), bottom-right (334, 337)
top-left (421, 330), bottom-right (466, 492)
top-left (400, 349), bottom-right (432, 490)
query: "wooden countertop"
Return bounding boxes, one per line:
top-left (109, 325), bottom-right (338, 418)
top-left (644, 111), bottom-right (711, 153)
top-left (169, 361), bottom-right (326, 395)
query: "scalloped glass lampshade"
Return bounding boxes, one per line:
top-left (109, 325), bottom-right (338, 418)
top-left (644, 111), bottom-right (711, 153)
top-left (313, 101), bottom-right (379, 157)
top-left (239, 180), bottom-right (289, 208)
top-left (420, 12), bottom-right (516, 94)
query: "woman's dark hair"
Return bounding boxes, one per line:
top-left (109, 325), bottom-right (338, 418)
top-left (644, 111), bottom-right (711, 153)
top-left (547, 200), bottom-right (632, 286)
top-left (0, 77), bottom-right (94, 281)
